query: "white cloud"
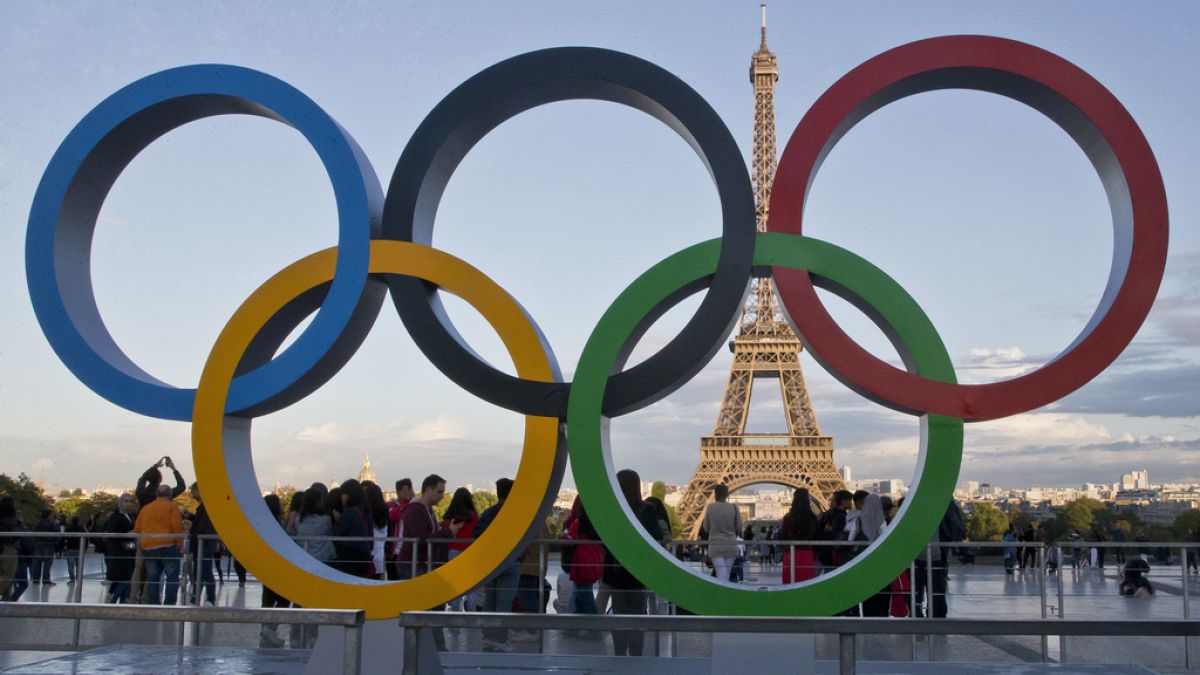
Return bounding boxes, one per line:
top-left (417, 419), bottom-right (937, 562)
top-left (399, 415), bottom-right (471, 443)
top-left (296, 422), bottom-right (340, 442)
top-left (960, 346), bottom-right (1036, 381)
top-left (968, 413), bottom-right (1113, 448)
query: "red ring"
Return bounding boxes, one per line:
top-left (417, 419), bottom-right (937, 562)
top-left (769, 35), bottom-right (1168, 421)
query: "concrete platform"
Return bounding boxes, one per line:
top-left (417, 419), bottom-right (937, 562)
top-left (0, 646), bottom-right (1163, 675)
top-left (0, 645), bottom-right (309, 674)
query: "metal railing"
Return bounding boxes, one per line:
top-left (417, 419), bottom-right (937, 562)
top-left (0, 602), bottom-right (364, 673)
top-left (397, 611), bottom-right (1200, 675)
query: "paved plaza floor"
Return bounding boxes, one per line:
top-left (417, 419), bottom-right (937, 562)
top-left (1, 554), bottom-right (1196, 673)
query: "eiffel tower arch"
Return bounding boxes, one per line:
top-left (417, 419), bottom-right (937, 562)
top-left (676, 8), bottom-right (845, 538)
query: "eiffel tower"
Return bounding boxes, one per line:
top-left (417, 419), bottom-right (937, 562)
top-left (676, 5), bottom-right (846, 537)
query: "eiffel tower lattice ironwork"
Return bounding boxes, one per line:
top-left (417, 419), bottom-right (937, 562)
top-left (676, 5), bottom-right (846, 537)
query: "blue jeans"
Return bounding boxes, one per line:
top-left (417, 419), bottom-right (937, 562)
top-left (573, 582), bottom-right (597, 614)
top-left (482, 562), bottom-right (520, 642)
top-left (66, 554), bottom-right (78, 582)
top-left (142, 546), bottom-right (181, 605)
top-left (109, 581), bottom-right (130, 604)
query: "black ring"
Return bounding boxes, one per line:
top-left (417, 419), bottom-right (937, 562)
top-left (382, 47), bottom-right (756, 418)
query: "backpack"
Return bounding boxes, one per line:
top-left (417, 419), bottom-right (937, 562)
top-left (938, 501), bottom-right (967, 542)
top-left (569, 541), bottom-right (604, 585)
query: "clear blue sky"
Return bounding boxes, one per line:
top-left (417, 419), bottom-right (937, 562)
top-left (1, 2), bottom-right (1197, 494)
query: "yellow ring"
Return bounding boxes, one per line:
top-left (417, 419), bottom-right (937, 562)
top-left (192, 240), bottom-right (561, 619)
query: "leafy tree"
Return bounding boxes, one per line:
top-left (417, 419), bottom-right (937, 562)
top-left (1173, 509), bottom-right (1200, 539)
top-left (1007, 505), bottom-right (1034, 531)
top-left (273, 485), bottom-right (299, 512)
top-left (430, 490), bottom-right (500, 520)
top-left (0, 473), bottom-right (52, 524)
top-left (55, 493), bottom-right (119, 528)
top-left (545, 506), bottom-right (571, 538)
top-left (431, 492), bottom-right (453, 520)
top-left (472, 491), bottom-right (498, 514)
top-left (1054, 497), bottom-right (1106, 537)
top-left (966, 502), bottom-right (1008, 541)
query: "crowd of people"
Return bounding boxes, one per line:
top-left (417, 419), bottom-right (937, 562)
top-left (3, 458), bottom-right (1196, 654)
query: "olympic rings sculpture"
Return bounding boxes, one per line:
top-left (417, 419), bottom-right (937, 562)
top-left (26, 36), bottom-right (1167, 619)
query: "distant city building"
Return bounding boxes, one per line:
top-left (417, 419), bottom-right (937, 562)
top-left (554, 488), bottom-right (579, 510)
top-left (92, 485), bottom-right (127, 497)
top-left (840, 466), bottom-right (852, 483)
top-left (848, 478), bottom-right (907, 498)
top-left (1120, 470), bottom-right (1150, 491)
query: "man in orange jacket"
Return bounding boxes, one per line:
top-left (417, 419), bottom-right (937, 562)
top-left (134, 484), bottom-right (183, 605)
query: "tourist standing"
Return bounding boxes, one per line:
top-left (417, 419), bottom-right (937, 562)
top-left (288, 487), bottom-right (335, 564)
top-left (779, 488), bottom-right (818, 584)
top-left (818, 490), bottom-right (853, 570)
top-left (476, 478), bottom-right (518, 653)
top-left (1003, 524), bottom-right (1018, 575)
top-left (700, 484), bottom-right (741, 583)
top-left (0, 497), bottom-right (20, 600)
top-left (102, 493), bottom-right (136, 603)
top-left (855, 494), bottom-right (890, 617)
top-left (188, 483), bottom-right (217, 606)
top-left (387, 478), bottom-right (414, 580)
top-left (331, 480), bottom-right (373, 578)
top-left (133, 484), bottom-right (184, 605)
top-left (31, 510), bottom-right (57, 585)
top-left (441, 487), bottom-right (479, 611)
top-left (259, 494), bottom-right (291, 648)
top-left (604, 469), bottom-right (662, 656)
top-left (363, 482), bottom-right (390, 579)
top-left (63, 516), bottom-right (86, 585)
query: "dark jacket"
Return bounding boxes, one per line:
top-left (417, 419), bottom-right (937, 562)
top-left (602, 501), bottom-right (662, 590)
top-left (136, 467), bottom-right (186, 508)
top-left (189, 503), bottom-right (217, 554)
top-left (103, 508), bottom-right (137, 582)
top-left (817, 507), bottom-right (848, 566)
top-left (0, 516), bottom-right (23, 553)
top-left (396, 501), bottom-right (451, 567)
top-left (332, 505), bottom-right (372, 559)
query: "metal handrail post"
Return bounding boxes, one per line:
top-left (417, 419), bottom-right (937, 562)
top-left (537, 543), bottom-right (546, 654)
top-left (1181, 546), bottom-right (1190, 619)
top-left (71, 534), bottom-right (86, 648)
top-left (908, 561), bottom-right (917, 662)
top-left (1182, 546), bottom-right (1190, 671)
top-left (1038, 545), bottom-right (1048, 662)
top-left (403, 624), bottom-right (416, 675)
top-left (1056, 544), bottom-right (1067, 663)
top-left (839, 632), bottom-right (856, 675)
top-left (343, 622), bottom-right (363, 675)
top-left (925, 543), bottom-right (934, 649)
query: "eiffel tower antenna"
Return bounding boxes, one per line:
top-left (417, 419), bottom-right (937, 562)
top-left (676, 8), bottom-right (846, 536)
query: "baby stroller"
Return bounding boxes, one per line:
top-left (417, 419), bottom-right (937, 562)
top-left (1119, 558), bottom-right (1154, 597)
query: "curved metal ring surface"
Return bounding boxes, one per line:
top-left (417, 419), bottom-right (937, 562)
top-left (382, 47), bottom-right (757, 419)
top-left (25, 64), bottom-right (384, 421)
top-left (768, 35), bottom-right (1169, 421)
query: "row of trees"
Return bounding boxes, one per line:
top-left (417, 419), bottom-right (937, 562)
top-left (966, 497), bottom-right (1200, 543)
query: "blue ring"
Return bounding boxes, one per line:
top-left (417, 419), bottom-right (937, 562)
top-left (26, 65), bottom-right (382, 421)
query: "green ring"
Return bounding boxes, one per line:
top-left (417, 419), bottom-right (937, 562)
top-left (567, 232), bottom-right (963, 615)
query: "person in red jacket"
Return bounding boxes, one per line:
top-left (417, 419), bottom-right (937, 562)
top-left (386, 478), bottom-right (414, 580)
top-left (440, 487), bottom-right (478, 611)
